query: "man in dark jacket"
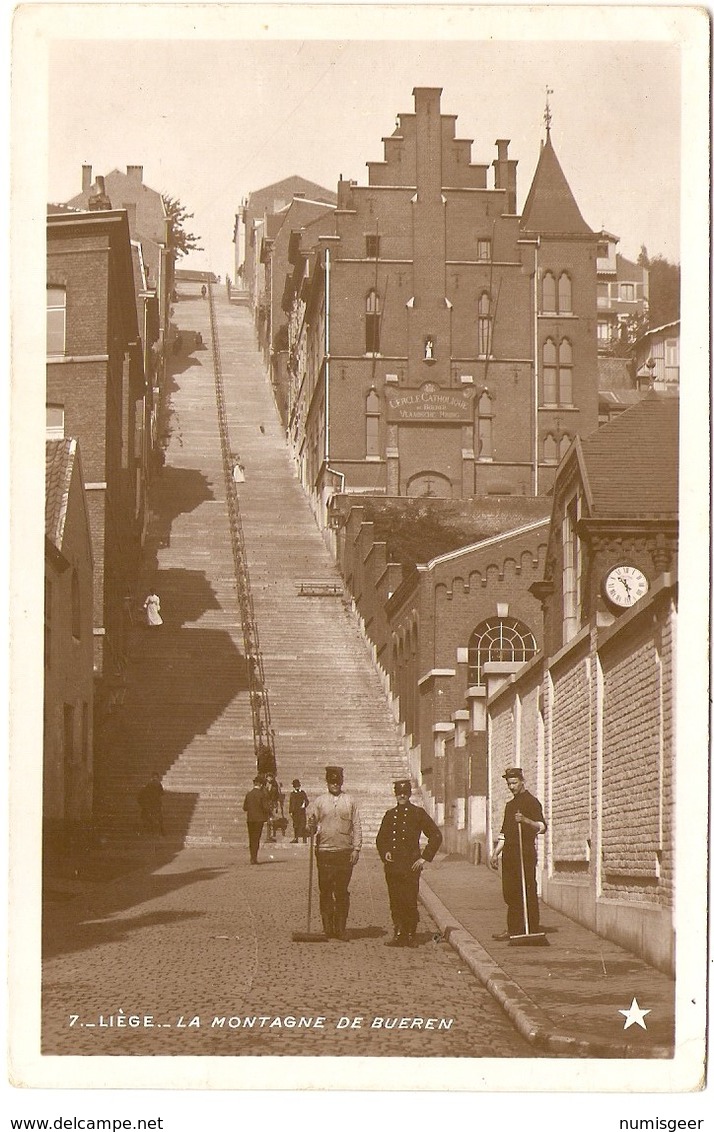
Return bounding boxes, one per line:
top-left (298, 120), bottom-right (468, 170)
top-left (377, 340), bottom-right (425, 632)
top-left (489, 767), bottom-right (547, 939)
top-left (243, 775), bottom-right (271, 864)
top-left (376, 779), bottom-right (442, 948)
top-left (288, 779), bottom-right (309, 843)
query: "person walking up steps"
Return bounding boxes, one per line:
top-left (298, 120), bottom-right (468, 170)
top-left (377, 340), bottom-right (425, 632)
top-left (306, 766), bottom-right (362, 941)
top-left (143, 591), bottom-right (162, 627)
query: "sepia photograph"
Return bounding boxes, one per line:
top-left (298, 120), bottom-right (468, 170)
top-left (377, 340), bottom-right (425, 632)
top-left (7, 0), bottom-right (710, 1119)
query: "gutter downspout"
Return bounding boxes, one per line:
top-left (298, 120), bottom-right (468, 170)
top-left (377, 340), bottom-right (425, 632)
top-left (533, 236), bottom-right (540, 495)
top-left (324, 247), bottom-right (330, 465)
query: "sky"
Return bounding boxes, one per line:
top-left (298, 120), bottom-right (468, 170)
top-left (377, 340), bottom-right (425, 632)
top-left (41, 6), bottom-right (687, 278)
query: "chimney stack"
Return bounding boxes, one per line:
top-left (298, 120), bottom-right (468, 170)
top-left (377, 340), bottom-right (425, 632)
top-left (88, 175), bottom-right (112, 211)
top-left (493, 139), bottom-right (518, 215)
top-left (82, 164), bottom-right (92, 192)
top-left (127, 165), bottom-right (143, 183)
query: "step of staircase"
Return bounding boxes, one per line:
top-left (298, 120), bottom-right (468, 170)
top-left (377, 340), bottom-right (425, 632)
top-left (93, 285), bottom-right (411, 846)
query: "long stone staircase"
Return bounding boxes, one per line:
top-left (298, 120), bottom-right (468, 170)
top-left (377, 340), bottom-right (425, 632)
top-left (93, 282), bottom-right (409, 845)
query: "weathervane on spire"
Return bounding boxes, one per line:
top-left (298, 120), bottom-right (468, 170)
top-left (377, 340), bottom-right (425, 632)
top-left (544, 86), bottom-right (554, 138)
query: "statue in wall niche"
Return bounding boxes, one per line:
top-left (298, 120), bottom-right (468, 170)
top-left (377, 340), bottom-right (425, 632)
top-left (424, 337), bottom-right (435, 360)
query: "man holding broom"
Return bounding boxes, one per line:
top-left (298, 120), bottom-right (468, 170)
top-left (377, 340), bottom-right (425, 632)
top-left (489, 767), bottom-right (547, 942)
top-left (306, 767), bottom-right (362, 941)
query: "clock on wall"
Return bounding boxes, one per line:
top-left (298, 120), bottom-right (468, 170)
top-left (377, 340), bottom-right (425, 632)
top-left (603, 564), bottom-right (649, 608)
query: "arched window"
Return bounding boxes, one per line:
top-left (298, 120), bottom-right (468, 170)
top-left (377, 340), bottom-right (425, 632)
top-left (365, 290), bottom-right (381, 354)
top-left (467, 617), bottom-right (538, 687)
top-left (559, 339), bottom-right (573, 404)
top-left (542, 272), bottom-right (557, 313)
top-left (477, 391), bottom-right (493, 460)
top-left (366, 389), bottom-right (380, 457)
top-left (543, 433), bottom-right (558, 463)
top-left (559, 432), bottom-right (571, 458)
top-left (543, 338), bottom-right (557, 404)
top-left (542, 337), bottom-right (573, 405)
top-left (478, 292), bottom-right (491, 357)
top-left (558, 272), bottom-right (572, 313)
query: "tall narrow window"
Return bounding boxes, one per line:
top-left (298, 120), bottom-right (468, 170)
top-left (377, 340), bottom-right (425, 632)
top-left (559, 433), bottom-right (571, 459)
top-left (558, 272), bottom-right (572, 313)
top-left (478, 292), bottom-right (491, 357)
top-left (562, 493), bottom-right (582, 644)
top-left (476, 238), bottom-right (491, 261)
top-left (477, 391), bottom-right (493, 460)
top-left (365, 234), bottom-right (380, 258)
top-left (542, 338), bottom-right (573, 405)
top-left (543, 338), bottom-right (558, 404)
top-left (47, 287), bottom-right (66, 355)
top-left (366, 389), bottom-right (380, 457)
top-left (365, 289), bottom-right (380, 354)
top-left (542, 272), bottom-right (556, 313)
top-left (559, 339), bottom-right (573, 404)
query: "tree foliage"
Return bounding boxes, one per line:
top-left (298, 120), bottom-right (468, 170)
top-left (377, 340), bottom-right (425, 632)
top-left (162, 194), bottom-right (203, 260)
top-left (643, 251), bottom-right (680, 328)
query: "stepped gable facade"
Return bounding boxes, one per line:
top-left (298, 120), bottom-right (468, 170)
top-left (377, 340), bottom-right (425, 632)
top-left (44, 439), bottom-right (94, 849)
top-left (487, 394), bottom-right (678, 971)
top-left (47, 209), bottom-right (147, 691)
top-left (279, 87), bottom-right (598, 516)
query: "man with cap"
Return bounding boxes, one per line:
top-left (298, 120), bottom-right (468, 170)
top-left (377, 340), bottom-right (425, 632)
top-left (376, 779), bottom-right (442, 948)
top-left (489, 767), bottom-right (546, 940)
top-left (306, 767), bottom-right (362, 940)
top-left (288, 778), bottom-right (309, 843)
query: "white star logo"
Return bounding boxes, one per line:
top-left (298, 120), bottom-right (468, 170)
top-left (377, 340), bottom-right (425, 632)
top-left (619, 997), bottom-right (651, 1030)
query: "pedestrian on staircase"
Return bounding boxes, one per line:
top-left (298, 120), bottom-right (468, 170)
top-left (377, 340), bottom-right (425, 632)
top-left (263, 772), bottom-right (284, 841)
top-left (376, 779), bottom-right (442, 948)
top-left (243, 775), bottom-right (271, 864)
top-left (306, 766), bottom-right (362, 941)
top-left (143, 591), bottom-right (163, 627)
top-left (289, 779), bottom-right (309, 843)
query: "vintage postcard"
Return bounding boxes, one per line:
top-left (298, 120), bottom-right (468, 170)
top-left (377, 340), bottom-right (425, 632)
top-left (7, 0), bottom-right (710, 1121)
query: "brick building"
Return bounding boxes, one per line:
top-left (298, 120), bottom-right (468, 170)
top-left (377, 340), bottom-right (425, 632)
top-left (486, 394), bottom-right (678, 971)
top-left (331, 494), bottom-right (550, 850)
top-left (66, 166), bottom-right (172, 360)
top-left (44, 439), bottom-right (94, 849)
top-left (235, 175), bottom-right (337, 336)
top-left (47, 209), bottom-right (147, 692)
top-left (281, 87), bottom-right (599, 517)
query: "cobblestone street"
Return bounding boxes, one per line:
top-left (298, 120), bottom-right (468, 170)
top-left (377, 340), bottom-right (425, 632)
top-left (42, 843), bottom-right (538, 1058)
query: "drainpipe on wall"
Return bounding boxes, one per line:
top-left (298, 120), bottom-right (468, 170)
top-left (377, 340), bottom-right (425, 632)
top-left (324, 247), bottom-right (331, 466)
top-left (533, 237), bottom-right (540, 495)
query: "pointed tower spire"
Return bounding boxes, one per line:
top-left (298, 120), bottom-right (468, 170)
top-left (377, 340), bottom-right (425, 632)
top-left (544, 86), bottom-right (554, 140)
top-left (520, 119), bottom-right (593, 236)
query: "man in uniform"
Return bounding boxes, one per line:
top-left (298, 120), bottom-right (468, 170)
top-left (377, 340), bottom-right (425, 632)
top-left (489, 767), bottom-right (547, 940)
top-left (306, 766), bottom-right (362, 941)
top-left (376, 779), bottom-right (442, 948)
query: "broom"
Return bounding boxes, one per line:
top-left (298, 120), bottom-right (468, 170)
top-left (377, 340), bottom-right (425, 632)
top-left (508, 821), bottom-right (549, 947)
top-left (292, 833), bottom-right (328, 942)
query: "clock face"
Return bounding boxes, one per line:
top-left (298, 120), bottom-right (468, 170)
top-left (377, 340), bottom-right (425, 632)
top-left (604, 564), bottom-right (649, 608)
